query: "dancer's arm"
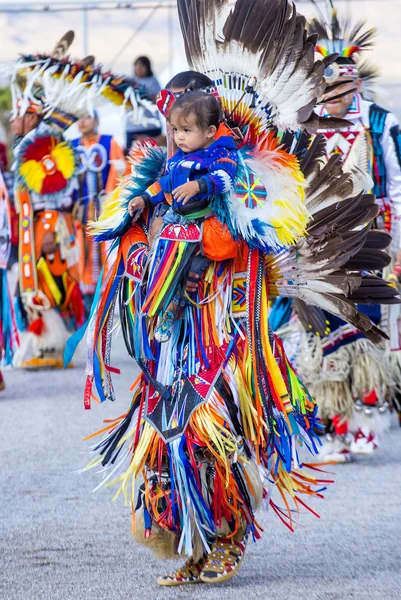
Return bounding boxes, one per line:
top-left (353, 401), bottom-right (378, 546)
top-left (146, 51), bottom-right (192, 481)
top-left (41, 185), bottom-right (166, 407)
top-left (197, 151), bottom-right (238, 197)
top-left (173, 150), bottom-right (238, 205)
top-left (128, 169), bottom-right (172, 215)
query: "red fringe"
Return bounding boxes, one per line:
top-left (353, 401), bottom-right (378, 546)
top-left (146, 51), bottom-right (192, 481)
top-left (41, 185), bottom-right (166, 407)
top-left (70, 283), bottom-right (85, 328)
top-left (28, 317), bottom-right (45, 336)
top-left (84, 375), bottom-right (92, 410)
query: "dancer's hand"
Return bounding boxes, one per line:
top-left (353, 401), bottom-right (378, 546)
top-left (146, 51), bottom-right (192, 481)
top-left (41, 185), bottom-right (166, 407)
top-left (128, 196), bottom-right (145, 217)
top-left (185, 272), bottom-right (200, 293)
top-left (173, 181), bottom-right (200, 205)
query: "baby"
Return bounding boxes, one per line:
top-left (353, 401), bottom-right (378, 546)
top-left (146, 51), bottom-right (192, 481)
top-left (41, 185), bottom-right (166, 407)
top-left (128, 91), bottom-right (238, 341)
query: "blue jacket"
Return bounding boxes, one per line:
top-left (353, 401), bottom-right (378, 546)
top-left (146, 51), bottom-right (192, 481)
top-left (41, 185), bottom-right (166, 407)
top-left (144, 135), bottom-right (237, 214)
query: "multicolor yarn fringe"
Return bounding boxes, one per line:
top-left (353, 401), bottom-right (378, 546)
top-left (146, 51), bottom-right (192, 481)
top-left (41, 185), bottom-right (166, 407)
top-left (0, 269), bottom-right (19, 365)
top-left (80, 241), bottom-right (332, 555)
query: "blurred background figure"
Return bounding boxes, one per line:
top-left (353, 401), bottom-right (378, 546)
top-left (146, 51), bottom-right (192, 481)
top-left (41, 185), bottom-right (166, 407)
top-left (0, 167), bottom-right (18, 389)
top-left (0, 133), bottom-right (18, 267)
top-left (9, 31), bottom-right (87, 370)
top-left (125, 56), bottom-right (162, 151)
top-left (289, 0), bottom-right (401, 463)
top-left (72, 111), bottom-right (125, 316)
top-left (133, 56), bottom-right (160, 100)
top-left (0, 139), bottom-right (7, 172)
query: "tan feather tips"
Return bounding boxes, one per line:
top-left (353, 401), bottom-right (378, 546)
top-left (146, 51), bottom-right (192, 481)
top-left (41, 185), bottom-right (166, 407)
top-left (80, 56), bottom-right (96, 69)
top-left (51, 30), bottom-right (75, 59)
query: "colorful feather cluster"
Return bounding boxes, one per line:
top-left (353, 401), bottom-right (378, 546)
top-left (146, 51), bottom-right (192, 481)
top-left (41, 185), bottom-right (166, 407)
top-left (10, 31), bottom-right (158, 130)
top-left (310, 0), bottom-right (376, 59)
top-left (212, 132), bottom-right (308, 250)
top-left (16, 129), bottom-right (77, 199)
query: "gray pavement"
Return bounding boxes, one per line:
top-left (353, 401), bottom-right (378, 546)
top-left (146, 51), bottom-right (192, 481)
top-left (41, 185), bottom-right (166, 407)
top-left (1, 337), bottom-right (401, 600)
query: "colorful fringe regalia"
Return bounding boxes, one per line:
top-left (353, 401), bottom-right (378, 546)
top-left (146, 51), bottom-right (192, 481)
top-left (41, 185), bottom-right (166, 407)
top-left (0, 171), bottom-right (18, 368)
top-left (12, 122), bottom-right (85, 368)
top-left (82, 240), bottom-right (330, 550)
top-left (69, 0), bottom-right (399, 566)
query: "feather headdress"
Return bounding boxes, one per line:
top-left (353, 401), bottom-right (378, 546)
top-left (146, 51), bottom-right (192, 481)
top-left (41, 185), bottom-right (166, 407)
top-left (309, 1), bottom-right (379, 96)
top-left (177, 0), bottom-right (350, 135)
top-left (309, 0), bottom-right (376, 59)
top-left (9, 31), bottom-right (158, 131)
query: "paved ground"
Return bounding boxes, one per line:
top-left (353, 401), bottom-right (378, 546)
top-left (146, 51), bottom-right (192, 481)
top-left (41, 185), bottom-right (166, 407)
top-left (1, 337), bottom-right (401, 600)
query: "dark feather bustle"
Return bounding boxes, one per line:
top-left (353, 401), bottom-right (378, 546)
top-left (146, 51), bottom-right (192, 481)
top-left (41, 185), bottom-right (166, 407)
top-left (269, 147), bottom-right (399, 342)
top-left (177, 0), bottom-right (329, 132)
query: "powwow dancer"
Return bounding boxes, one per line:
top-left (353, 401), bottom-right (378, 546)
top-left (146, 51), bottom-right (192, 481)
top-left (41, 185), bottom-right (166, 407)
top-left (72, 112), bottom-right (125, 316)
top-left (70, 0), bottom-right (399, 585)
top-left (280, 0), bottom-right (401, 462)
top-left (8, 31), bottom-right (155, 369)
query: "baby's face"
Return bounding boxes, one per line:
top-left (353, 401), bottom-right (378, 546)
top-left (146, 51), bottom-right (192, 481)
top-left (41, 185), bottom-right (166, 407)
top-left (170, 111), bottom-right (213, 153)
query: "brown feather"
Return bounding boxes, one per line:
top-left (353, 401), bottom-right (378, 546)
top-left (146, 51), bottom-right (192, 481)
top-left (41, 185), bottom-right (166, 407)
top-left (80, 55), bottom-right (95, 69)
top-left (293, 299), bottom-right (328, 336)
top-left (364, 230), bottom-right (392, 250)
top-left (51, 30), bottom-right (75, 59)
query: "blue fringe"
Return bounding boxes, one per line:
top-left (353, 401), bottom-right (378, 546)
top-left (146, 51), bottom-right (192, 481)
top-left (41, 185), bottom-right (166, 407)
top-left (1, 270), bottom-right (15, 365)
top-left (94, 146), bottom-right (166, 242)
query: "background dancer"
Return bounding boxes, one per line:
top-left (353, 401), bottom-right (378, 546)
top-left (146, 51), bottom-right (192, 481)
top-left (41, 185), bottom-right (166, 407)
top-left (11, 32), bottom-right (84, 369)
top-left (72, 112), bottom-right (125, 316)
top-left (10, 31), bottom-right (157, 369)
top-left (0, 168), bottom-right (18, 387)
top-left (291, 1), bottom-right (401, 461)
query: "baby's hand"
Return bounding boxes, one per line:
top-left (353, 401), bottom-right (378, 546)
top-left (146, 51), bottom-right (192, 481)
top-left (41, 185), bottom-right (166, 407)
top-left (172, 181), bottom-right (200, 205)
top-left (128, 196), bottom-right (145, 217)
